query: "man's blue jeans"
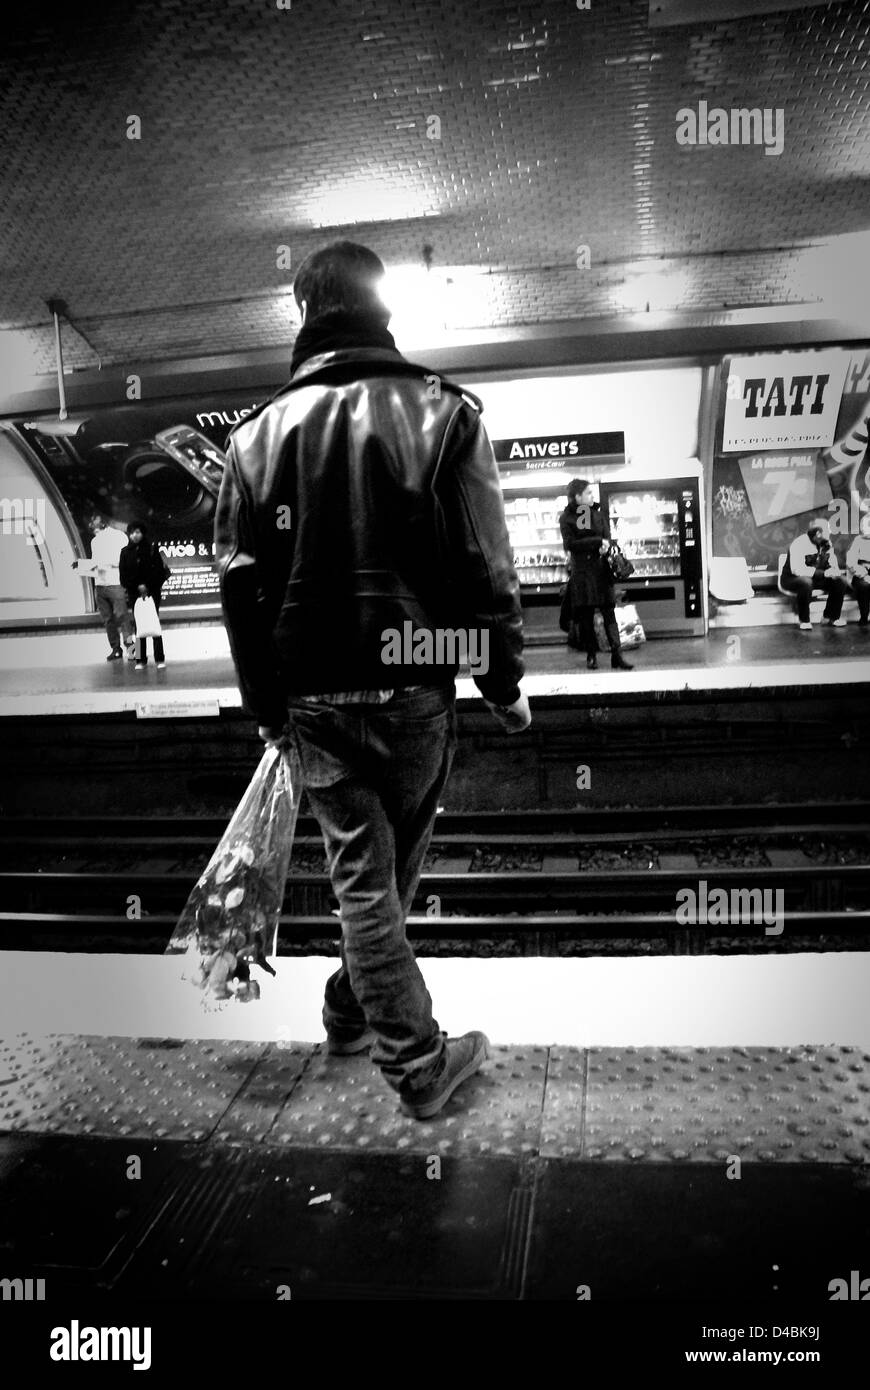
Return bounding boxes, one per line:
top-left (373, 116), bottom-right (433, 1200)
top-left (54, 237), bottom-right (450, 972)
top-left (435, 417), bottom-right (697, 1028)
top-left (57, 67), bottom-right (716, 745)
top-left (286, 685), bottom-right (456, 1097)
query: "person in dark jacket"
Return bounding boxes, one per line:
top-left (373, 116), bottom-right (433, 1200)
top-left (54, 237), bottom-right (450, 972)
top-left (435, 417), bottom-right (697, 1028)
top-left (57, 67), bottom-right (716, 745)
top-left (559, 479), bottom-right (633, 671)
top-left (215, 240), bottom-right (529, 1121)
top-left (120, 522), bottom-right (169, 668)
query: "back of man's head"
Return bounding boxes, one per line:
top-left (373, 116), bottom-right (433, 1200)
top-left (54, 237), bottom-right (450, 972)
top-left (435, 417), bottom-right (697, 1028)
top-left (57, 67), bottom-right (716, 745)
top-left (292, 241), bottom-right (390, 326)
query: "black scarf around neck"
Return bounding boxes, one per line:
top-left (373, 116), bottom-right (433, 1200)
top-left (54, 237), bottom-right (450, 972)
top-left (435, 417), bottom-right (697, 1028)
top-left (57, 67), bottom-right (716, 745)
top-left (290, 311), bottom-right (397, 375)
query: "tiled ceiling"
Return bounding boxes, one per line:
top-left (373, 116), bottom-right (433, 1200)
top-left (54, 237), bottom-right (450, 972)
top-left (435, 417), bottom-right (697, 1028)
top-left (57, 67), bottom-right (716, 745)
top-left (1, 0), bottom-right (868, 375)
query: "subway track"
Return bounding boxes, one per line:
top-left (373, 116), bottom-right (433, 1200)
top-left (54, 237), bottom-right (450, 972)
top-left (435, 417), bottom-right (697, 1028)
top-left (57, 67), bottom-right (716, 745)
top-left (1, 803), bottom-right (869, 955)
top-left (3, 799), bottom-right (870, 846)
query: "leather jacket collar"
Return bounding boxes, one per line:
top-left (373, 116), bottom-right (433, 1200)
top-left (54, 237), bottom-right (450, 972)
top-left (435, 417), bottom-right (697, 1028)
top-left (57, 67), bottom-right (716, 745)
top-left (229, 348), bottom-right (483, 437)
top-left (290, 346), bottom-right (411, 383)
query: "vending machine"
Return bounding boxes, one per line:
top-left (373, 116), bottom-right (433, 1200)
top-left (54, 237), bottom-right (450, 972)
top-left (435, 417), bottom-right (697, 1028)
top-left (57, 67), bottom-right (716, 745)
top-left (598, 474), bottom-right (705, 635)
top-left (494, 431), bottom-right (627, 639)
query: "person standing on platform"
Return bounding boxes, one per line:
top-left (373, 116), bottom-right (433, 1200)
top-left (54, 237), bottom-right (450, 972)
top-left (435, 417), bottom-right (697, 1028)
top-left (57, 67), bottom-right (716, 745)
top-left (845, 520), bottom-right (870, 627)
top-left (75, 514), bottom-right (135, 661)
top-left (215, 240), bottom-right (529, 1120)
top-left (120, 522), bottom-right (170, 668)
top-left (559, 479), bottom-right (633, 671)
top-left (781, 516), bottom-right (847, 630)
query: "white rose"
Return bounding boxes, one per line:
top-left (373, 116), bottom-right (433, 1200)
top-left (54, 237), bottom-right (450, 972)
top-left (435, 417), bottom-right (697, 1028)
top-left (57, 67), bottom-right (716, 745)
top-left (215, 857), bottom-right (235, 884)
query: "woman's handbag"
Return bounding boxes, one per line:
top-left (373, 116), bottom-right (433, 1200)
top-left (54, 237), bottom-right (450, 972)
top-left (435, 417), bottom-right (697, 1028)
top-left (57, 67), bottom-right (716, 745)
top-left (604, 541), bottom-right (635, 582)
top-left (133, 594), bottom-right (162, 638)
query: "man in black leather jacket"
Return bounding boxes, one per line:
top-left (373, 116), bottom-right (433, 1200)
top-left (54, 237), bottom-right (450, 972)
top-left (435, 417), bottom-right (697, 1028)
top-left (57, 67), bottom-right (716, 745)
top-left (215, 241), bottom-right (529, 1119)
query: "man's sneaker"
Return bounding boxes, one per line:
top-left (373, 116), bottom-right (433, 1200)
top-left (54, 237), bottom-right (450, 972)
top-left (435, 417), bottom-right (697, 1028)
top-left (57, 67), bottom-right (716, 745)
top-left (327, 1027), bottom-right (376, 1056)
top-left (135, 662), bottom-right (146, 671)
top-left (106, 649), bottom-right (123, 661)
top-left (399, 1031), bottom-right (490, 1120)
top-left (798, 622), bottom-right (812, 631)
top-left (156, 661), bottom-right (166, 669)
top-left (823, 617), bottom-right (847, 627)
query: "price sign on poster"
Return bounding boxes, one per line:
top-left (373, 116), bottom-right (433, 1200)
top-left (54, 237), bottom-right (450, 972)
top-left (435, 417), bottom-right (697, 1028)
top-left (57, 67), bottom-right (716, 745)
top-left (737, 452), bottom-right (832, 526)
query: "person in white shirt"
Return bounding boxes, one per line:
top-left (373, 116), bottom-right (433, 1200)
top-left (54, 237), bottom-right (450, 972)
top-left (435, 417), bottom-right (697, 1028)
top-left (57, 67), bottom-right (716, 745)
top-left (780, 516), bottom-right (847, 630)
top-left (73, 514), bottom-right (135, 660)
top-left (846, 519), bottom-right (870, 627)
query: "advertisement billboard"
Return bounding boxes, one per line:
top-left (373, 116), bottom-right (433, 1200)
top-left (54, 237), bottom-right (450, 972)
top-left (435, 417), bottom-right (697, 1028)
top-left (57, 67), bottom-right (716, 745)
top-left (15, 392), bottom-right (266, 611)
top-left (713, 348), bottom-right (870, 575)
top-left (722, 350), bottom-right (849, 452)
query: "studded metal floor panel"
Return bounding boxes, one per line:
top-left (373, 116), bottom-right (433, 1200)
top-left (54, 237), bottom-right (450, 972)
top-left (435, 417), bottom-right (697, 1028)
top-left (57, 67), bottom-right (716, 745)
top-left (544, 1047), bottom-right (870, 1163)
top-left (0, 1036), bottom-right (268, 1141)
top-left (2, 1036), bottom-right (869, 1162)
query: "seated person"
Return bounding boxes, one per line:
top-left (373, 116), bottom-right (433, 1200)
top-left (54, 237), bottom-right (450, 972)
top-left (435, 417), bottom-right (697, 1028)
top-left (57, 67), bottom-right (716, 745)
top-left (846, 522), bottom-right (870, 628)
top-left (780, 517), bottom-right (847, 630)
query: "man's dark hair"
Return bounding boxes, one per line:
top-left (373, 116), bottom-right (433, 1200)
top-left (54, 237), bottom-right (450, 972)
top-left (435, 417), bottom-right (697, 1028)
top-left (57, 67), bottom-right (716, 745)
top-left (292, 241), bottom-right (389, 324)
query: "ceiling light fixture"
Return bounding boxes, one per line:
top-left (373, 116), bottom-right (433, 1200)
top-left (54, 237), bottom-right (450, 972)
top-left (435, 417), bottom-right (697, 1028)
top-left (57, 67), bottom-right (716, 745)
top-left (614, 268), bottom-right (690, 313)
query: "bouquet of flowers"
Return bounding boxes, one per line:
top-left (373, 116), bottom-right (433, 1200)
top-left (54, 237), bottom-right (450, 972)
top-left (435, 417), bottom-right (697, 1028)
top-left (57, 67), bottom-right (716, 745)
top-left (165, 743), bottom-right (302, 1007)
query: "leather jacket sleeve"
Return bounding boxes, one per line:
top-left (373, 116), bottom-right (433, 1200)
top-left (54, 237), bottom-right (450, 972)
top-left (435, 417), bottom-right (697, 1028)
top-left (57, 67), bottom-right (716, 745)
top-left (215, 442), bottom-right (288, 728)
top-left (433, 405), bottom-right (524, 706)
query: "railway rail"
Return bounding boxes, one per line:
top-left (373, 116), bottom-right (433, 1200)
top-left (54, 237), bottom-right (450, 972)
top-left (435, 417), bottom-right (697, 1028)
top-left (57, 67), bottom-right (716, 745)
top-left (3, 802), bottom-right (870, 840)
top-left (2, 803), bottom-right (869, 955)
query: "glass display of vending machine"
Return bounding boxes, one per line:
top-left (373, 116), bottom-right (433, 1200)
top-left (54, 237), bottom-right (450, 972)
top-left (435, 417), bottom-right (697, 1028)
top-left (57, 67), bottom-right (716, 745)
top-left (501, 481), bottom-right (569, 588)
top-left (598, 474), bottom-right (705, 635)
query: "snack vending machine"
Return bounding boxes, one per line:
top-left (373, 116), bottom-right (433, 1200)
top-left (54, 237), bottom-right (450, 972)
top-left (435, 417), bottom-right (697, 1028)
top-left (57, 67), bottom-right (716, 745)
top-left (597, 476), bottom-right (705, 635)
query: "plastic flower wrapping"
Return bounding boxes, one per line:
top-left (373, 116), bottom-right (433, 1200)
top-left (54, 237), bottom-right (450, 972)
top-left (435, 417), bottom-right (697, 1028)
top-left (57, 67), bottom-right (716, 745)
top-left (165, 743), bottom-right (302, 1008)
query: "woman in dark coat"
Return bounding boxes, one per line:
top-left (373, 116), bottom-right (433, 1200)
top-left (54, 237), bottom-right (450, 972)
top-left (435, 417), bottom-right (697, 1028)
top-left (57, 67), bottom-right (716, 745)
top-left (120, 522), bottom-right (170, 668)
top-left (559, 479), bottom-right (632, 671)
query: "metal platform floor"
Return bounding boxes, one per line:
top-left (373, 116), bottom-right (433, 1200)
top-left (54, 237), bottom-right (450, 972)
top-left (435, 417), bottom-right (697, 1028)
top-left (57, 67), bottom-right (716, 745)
top-left (1, 1033), bottom-right (869, 1301)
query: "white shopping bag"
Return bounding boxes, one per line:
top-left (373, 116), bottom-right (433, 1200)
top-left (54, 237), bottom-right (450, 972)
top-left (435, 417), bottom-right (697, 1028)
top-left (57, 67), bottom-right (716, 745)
top-left (134, 595), bottom-right (162, 638)
top-left (615, 603), bottom-right (645, 649)
top-left (594, 604), bottom-right (646, 650)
